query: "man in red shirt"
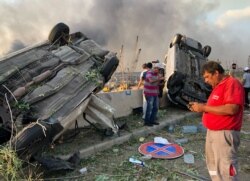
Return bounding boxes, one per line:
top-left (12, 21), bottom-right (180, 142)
top-left (189, 61), bottom-right (244, 181)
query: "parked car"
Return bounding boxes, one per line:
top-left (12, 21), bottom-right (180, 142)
top-left (165, 33), bottom-right (212, 108)
top-left (0, 23), bottom-right (119, 160)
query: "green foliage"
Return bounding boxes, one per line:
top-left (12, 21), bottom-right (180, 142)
top-left (85, 69), bottom-right (103, 87)
top-left (13, 101), bottom-right (30, 111)
top-left (95, 175), bottom-right (110, 181)
top-left (0, 146), bottom-right (22, 181)
top-left (0, 145), bottom-right (43, 180)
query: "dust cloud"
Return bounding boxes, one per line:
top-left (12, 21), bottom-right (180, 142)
top-left (0, 0), bottom-right (248, 70)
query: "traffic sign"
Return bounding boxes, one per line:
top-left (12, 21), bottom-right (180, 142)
top-left (138, 141), bottom-right (184, 159)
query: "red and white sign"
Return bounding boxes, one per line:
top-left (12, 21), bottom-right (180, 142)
top-left (139, 141), bottom-right (184, 159)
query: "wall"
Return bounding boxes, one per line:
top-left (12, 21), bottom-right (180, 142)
top-left (97, 89), bottom-right (143, 118)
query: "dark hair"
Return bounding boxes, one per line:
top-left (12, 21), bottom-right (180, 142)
top-left (147, 62), bottom-right (153, 69)
top-left (232, 63), bottom-right (236, 69)
top-left (142, 63), bottom-right (147, 69)
top-left (202, 61), bottom-right (225, 75)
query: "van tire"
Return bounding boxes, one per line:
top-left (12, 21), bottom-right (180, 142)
top-left (100, 57), bottom-right (119, 83)
top-left (202, 45), bottom-right (211, 57)
top-left (167, 72), bottom-right (185, 96)
top-left (48, 22), bottom-right (70, 45)
top-left (170, 34), bottom-right (183, 48)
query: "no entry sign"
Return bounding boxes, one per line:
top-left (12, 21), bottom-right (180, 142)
top-left (138, 141), bottom-right (184, 159)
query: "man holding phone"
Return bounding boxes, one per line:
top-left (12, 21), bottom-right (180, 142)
top-left (189, 61), bottom-right (244, 181)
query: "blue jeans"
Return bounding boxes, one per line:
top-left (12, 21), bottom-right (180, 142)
top-left (144, 95), bottom-right (159, 124)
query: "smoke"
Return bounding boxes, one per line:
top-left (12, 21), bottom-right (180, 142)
top-left (8, 40), bottom-right (25, 53)
top-left (0, 0), bottom-right (249, 69)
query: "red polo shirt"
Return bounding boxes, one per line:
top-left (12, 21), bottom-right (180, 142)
top-left (202, 76), bottom-right (244, 131)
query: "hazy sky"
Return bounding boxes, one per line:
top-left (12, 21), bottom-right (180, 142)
top-left (0, 0), bottom-right (250, 70)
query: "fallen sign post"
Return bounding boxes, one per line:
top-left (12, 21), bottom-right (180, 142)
top-left (138, 141), bottom-right (184, 159)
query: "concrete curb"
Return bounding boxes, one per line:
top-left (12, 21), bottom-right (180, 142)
top-left (77, 112), bottom-right (199, 159)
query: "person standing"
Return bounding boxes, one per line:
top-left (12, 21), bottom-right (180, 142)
top-left (157, 63), bottom-right (165, 99)
top-left (242, 67), bottom-right (250, 108)
top-left (229, 63), bottom-right (237, 77)
top-left (137, 63), bottom-right (148, 89)
top-left (137, 63), bottom-right (150, 120)
top-left (143, 63), bottom-right (164, 126)
top-left (189, 61), bottom-right (244, 180)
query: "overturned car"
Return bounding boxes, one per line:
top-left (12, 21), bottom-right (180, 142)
top-left (0, 23), bottom-right (119, 159)
top-left (165, 34), bottom-right (212, 108)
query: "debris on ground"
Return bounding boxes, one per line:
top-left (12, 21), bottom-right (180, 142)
top-left (140, 154), bottom-right (152, 161)
top-left (129, 157), bottom-right (145, 167)
top-left (182, 125), bottom-right (198, 134)
top-left (34, 151), bottom-right (80, 172)
top-left (183, 153), bottom-right (195, 164)
top-left (10, 108), bottom-right (250, 180)
top-left (154, 137), bottom-right (170, 144)
top-left (174, 138), bottom-right (189, 144)
top-left (167, 124), bottom-right (175, 133)
top-left (139, 137), bottom-right (145, 142)
top-left (79, 167), bottom-right (87, 174)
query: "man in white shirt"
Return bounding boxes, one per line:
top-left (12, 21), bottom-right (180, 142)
top-left (137, 63), bottom-right (148, 89)
top-left (137, 63), bottom-right (150, 119)
top-left (242, 67), bottom-right (250, 108)
top-left (229, 63), bottom-right (237, 77)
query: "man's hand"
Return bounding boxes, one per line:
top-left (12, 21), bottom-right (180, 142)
top-left (188, 102), bottom-right (205, 113)
top-left (189, 102), bottom-right (239, 115)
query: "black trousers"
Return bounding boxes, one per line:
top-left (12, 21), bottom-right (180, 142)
top-left (244, 87), bottom-right (250, 105)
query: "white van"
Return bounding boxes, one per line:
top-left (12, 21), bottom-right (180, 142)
top-left (165, 34), bottom-right (212, 108)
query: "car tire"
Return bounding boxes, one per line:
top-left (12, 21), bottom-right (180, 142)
top-left (12, 124), bottom-right (51, 160)
top-left (48, 22), bottom-right (70, 45)
top-left (100, 57), bottom-right (119, 83)
top-left (0, 106), bottom-right (12, 144)
top-left (198, 42), bottom-right (202, 50)
top-left (202, 45), bottom-right (211, 57)
top-left (167, 72), bottom-right (185, 96)
top-left (170, 34), bottom-right (183, 48)
top-left (0, 127), bottom-right (11, 144)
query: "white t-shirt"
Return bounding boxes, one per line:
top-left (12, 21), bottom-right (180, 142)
top-left (140, 69), bottom-right (147, 79)
top-left (243, 72), bottom-right (250, 88)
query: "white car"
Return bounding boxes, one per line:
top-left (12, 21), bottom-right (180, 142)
top-left (165, 34), bottom-right (212, 108)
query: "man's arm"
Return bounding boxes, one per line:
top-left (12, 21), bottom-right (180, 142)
top-left (189, 102), bottom-right (239, 115)
top-left (137, 78), bottom-right (143, 89)
top-left (148, 76), bottom-right (165, 83)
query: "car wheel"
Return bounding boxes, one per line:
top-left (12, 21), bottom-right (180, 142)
top-left (167, 72), bottom-right (185, 96)
top-left (169, 42), bottom-right (173, 48)
top-left (0, 106), bottom-right (12, 144)
top-left (48, 22), bottom-right (70, 45)
top-left (0, 127), bottom-right (11, 144)
top-left (202, 45), bottom-right (211, 57)
top-left (198, 42), bottom-right (202, 50)
top-left (12, 124), bottom-right (51, 160)
top-left (170, 34), bottom-right (183, 48)
top-left (100, 57), bottom-right (119, 83)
